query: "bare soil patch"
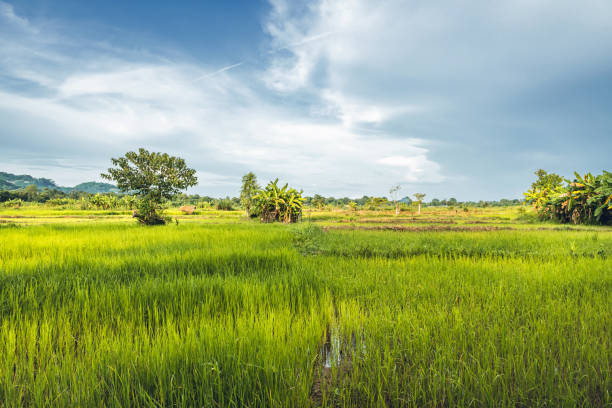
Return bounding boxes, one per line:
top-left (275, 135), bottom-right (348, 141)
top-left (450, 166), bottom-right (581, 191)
top-left (324, 225), bottom-right (513, 232)
top-left (338, 217), bottom-right (457, 224)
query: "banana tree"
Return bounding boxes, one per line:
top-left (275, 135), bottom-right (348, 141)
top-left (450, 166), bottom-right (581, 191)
top-left (594, 171), bottom-right (612, 222)
top-left (89, 194), bottom-right (104, 209)
top-left (253, 179), bottom-right (304, 223)
top-left (525, 169), bottom-right (612, 225)
top-left (282, 188), bottom-right (304, 223)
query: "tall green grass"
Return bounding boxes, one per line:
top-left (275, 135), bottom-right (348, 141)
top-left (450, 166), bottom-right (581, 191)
top-left (0, 220), bottom-right (609, 406)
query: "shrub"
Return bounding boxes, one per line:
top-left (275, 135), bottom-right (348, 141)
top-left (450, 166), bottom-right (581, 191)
top-left (216, 198), bottom-right (234, 211)
top-left (3, 199), bottom-right (23, 208)
top-left (133, 199), bottom-right (170, 225)
top-left (292, 223), bottom-right (325, 255)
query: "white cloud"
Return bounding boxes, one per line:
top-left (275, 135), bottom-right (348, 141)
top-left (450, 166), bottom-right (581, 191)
top-left (263, 0), bottom-right (612, 102)
top-left (378, 156), bottom-right (443, 183)
top-left (4, 0), bottom-right (610, 197)
top-left (0, 1), bottom-right (444, 196)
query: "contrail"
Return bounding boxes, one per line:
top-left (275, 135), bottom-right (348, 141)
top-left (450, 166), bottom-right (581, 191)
top-left (193, 62), bottom-right (243, 82)
top-left (272, 31), bottom-right (337, 53)
top-left (288, 31), bottom-right (335, 48)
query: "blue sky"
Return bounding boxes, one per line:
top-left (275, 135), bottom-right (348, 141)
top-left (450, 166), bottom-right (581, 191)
top-left (1, 0), bottom-right (611, 200)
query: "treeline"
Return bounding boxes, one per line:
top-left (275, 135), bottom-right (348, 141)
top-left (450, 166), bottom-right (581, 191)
top-left (525, 169), bottom-right (612, 225)
top-left (0, 186), bottom-right (89, 206)
top-left (304, 195), bottom-right (520, 209)
top-left (0, 188), bottom-right (243, 211)
top-left (1, 187), bottom-right (521, 211)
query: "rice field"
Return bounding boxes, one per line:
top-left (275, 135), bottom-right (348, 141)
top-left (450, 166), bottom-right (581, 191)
top-left (0, 207), bottom-right (610, 407)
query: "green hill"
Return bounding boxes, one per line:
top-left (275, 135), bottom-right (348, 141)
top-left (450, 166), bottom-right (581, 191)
top-left (0, 172), bottom-right (59, 190)
top-left (0, 172), bottom-right (118, 194)
top-left (71, 182), bottom-right (119, 194)
top-left (0, 178), bottom-right (17, 190)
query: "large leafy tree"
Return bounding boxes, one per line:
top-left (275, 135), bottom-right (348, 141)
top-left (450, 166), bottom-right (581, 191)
top-left (240, 172), bottom-right (260, 217)
top-left (101, 148), bottom-right (198, 225)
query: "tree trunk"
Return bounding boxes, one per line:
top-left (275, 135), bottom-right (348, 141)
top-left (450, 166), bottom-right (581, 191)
top-left (395, 201), bottom-right (399, 216)
top-left (418, 203), bottom-right (421, 215)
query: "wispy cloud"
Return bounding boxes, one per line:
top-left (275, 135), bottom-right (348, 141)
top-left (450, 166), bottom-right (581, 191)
top-left (193, 62), bottom-right (243, 82)
top-left (2, 0), bottom-right (610, 199)
top-left (282, 31), bottom-right (336, 50)
top-left (0, 1), bottom-right (35, 32)
top-left (0, 1), bottom-right (442, 196)
top-left (260, 0), bottom-right (612, 198)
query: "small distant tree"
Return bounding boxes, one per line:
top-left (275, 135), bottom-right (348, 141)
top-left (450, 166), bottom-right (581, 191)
top-left (389, 184), bottom-right (401, 216)
top-left (101, 148), bottom-right (198, 225)
top-left (24, 184), bottom-right (39, 201)
top-left (311, 194), bottom-right (326, 210)
top-left (24, 184), bottom-right (38, 193)
top-left (413, 193), bottom-right (426, 215)
top-left (240, 172), bottom-right (260, 217)
top-left (367, 197), bottom-right (388, 211)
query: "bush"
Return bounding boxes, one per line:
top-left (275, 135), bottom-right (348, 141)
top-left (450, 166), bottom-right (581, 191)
top-left (3, 199), bottom-right (23, 208)
top-left (134, 199), bottom-right (171, 225)
top-left (46, 198), bottom-right (73, 207)
top-left (216, 198), bottom-right (234, 211)
top-left (515, 207), bottom-right (538, 223)
top-left (292, 223), bottom-right (325, 255)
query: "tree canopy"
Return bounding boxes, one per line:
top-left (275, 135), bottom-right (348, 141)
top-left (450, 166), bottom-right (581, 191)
top-left (102, 148), bottom-right (197, 200)
top-left (101, 148), bottom-right (198, 224)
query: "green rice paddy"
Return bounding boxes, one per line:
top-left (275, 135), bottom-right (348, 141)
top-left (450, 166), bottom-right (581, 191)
top-left (0, 208), bottom-right (610, 406)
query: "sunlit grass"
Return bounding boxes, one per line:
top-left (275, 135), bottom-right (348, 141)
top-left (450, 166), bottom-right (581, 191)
top-left (0, 212), bottom-right (609, 406)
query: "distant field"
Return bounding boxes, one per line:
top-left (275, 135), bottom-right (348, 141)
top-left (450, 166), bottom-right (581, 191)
top-left (0, 207), bottom-right (610, 407)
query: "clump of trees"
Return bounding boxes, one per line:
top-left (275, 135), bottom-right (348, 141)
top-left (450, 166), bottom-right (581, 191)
top-left (0, 185), bottom-right (85, 204)
top-left (102, 148), bottom-right (198, 225)
top-left (240, 174), bottom-right (304, 223)
top-left (524, 169), bottom-right (612, 225)
top-left (254, 179), bottom-right (304, 223)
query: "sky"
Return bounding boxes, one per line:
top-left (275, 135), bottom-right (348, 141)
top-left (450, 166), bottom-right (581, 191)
top-left (1, 0), bottom-right (611, 200)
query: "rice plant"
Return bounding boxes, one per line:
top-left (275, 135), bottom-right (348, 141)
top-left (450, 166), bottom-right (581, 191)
top-left (0, 212), bottom-right (609, 407)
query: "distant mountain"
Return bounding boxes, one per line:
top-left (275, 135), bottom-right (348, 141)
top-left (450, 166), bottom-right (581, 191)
top-left (71, 182), bottom-right (119, 194)
top-left (0, 178), bottom-right (17, 190)
top-left (0, 172), bottom-right (119, 194)
top-left (0, 172), bottom-right (59, 190)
